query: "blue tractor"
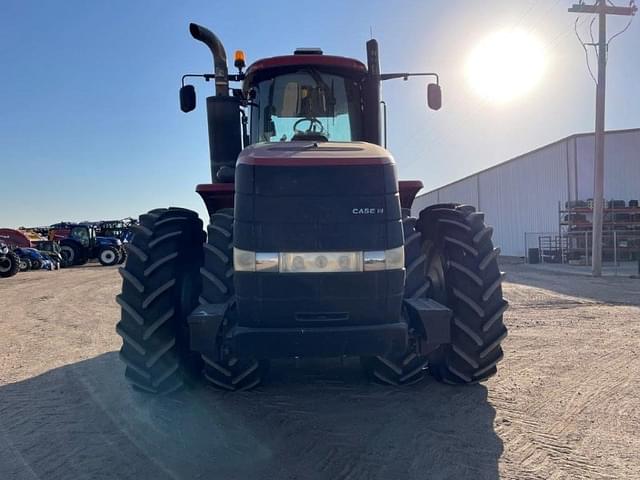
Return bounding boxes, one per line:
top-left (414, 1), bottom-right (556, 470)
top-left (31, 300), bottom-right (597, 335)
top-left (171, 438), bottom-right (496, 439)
top-left (13, 247), bottom-right (53, 271)
top-left (51, 224), bottom-right (123, 267)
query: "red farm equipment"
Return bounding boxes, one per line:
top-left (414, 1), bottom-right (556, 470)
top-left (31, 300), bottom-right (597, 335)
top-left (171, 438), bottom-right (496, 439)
top-left (116, 24), bottom-right (508, 393)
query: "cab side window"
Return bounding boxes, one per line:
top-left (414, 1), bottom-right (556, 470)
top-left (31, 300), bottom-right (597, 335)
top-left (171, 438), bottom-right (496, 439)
top-left (71, 227), bottom-right (90, 247)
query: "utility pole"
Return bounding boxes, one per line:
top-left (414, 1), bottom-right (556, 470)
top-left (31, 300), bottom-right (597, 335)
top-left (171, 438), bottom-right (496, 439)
top-left (569, 0), bottom-right (636, 276)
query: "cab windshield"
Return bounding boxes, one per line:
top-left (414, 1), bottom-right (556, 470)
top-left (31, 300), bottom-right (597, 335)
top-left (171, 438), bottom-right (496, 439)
top-left (248, 69), bottom-right (363, 143)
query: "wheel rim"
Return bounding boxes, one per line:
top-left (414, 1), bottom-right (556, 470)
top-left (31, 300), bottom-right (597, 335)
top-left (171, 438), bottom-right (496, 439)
top-left (423, 239), bottom-right (448, 305)
top-left (61, 247), bottom-right (74, 263)
top-left (0, 258), bottom-right (10, 273)
top-left (101, 250), bottom-right (116, 264)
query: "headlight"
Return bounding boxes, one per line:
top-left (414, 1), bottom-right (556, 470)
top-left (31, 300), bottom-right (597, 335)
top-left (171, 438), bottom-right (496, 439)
top-left (280, 251), bottom-right (363, 273)
top-left (0, 246), bottom-right (8, 254)
top-left (233, 247), bottom-right (404, 273)
top-left (233, 248), bottom-right (256, 272)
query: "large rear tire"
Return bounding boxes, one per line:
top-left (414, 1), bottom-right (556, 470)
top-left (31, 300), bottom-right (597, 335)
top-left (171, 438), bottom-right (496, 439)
top-left (0, 251), bottom-right (20, 278)
top-left (115, 207), bottom-right (204, 394)
top-left (199, 208), bottom-right (268, 391)
top-left (60, 243), bottom-right (78, 267)
top-left (360, 214), bottom-right (430, 386)
top-left (416, 204), bottom-right (508, 384)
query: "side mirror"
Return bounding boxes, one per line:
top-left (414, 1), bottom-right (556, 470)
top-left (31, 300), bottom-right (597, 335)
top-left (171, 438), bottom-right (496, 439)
top-left (180, 85), bottom-right (196, 112)
top-left (427, 83), bottom-right (442, 110)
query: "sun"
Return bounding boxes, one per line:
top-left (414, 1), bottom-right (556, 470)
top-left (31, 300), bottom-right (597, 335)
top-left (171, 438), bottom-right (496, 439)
top-left (465, 29), bottom-right (546, 103)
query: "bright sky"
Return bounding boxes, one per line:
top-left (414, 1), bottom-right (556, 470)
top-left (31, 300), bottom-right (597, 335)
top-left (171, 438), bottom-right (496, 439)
top-left (1, 0), bottom-right (639, 228)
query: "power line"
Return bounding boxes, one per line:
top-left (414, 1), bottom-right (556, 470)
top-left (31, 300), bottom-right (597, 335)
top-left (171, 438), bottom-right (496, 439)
top-left (589, 15), bottom-right (600, 59)
top-left (607, 15), bottom-right (635, 45)
top-left (575, 18), bottom-right (599, 84)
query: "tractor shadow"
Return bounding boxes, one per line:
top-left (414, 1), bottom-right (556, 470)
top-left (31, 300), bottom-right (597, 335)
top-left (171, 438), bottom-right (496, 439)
top-left (0, 353), bottom-right (502, 480)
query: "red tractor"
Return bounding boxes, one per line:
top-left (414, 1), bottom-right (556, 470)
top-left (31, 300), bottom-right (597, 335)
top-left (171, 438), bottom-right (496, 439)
top-left (116, 24), bottom-right (508, 393)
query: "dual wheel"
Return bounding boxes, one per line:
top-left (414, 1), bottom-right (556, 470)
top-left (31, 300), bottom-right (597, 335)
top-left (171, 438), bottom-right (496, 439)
top-left (116, 204), bottom-right (507, 394)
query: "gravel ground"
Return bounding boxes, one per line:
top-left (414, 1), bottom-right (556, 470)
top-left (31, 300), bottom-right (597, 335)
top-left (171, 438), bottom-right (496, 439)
top-left (0, 263), bottom-right (638, 480)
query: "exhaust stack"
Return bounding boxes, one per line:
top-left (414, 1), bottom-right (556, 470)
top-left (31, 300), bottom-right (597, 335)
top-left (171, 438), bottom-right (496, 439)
top-left (187, 23), bottom-right (241, 183)
top-left (189, 23), bottom-right (229, 96)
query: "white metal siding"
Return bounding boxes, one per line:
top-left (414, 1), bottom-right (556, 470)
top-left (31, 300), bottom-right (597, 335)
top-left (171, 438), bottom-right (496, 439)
top-left (436, 176), bottom-right (479, 206)
top-left (603, 132), bottom-right (640, 201)
top-left (574, 131), bottom-right (640, 201)
top-left (478, 141), bottom-right (568, 256)
top-left (576, 136), bottom-right (595, 200)
top-left (413, 130), bottom-right (639, 257)
top-left (412, 191), bottom-right (438, 214)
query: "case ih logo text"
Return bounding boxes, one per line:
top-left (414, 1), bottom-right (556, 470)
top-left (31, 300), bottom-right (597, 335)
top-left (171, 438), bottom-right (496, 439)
top-left (352, 208), bottom-right (384, 215)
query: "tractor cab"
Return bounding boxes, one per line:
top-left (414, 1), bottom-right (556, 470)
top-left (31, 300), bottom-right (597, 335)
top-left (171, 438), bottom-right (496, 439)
top-left (180, 25), bottom-right (440, 189)
top-left (69, 225), bottom-right (94, 248)
top-left (243, 53), bottom-right (368, 144)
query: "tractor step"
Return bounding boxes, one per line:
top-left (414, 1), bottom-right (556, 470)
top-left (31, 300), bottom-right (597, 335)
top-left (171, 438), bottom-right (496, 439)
top-left (403, 297), bottom-right (452, 355)
top-left (231, 323), bottom-right (408, 359)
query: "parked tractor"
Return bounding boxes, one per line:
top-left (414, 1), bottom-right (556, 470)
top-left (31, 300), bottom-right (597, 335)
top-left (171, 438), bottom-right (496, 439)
top-left (33, 240), bottom-right (63, 270)
top-left (116, 24), bottom-right (508, 393)
top-left (50, 224), bottom-right (123, 267)
top-left (13, 247), bottom-right (52, 271)
top-left (0, 241), bottom-right (20, 278)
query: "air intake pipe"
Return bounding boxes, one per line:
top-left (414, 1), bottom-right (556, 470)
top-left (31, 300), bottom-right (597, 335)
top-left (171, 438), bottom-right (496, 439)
top-left (189, 23), bottom-right (241, 183)
top-left (364, 39), bottom-right (382, 146)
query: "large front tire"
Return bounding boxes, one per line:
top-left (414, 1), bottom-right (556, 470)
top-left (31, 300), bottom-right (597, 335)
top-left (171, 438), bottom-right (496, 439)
top-left (417, 204), bottom-right (508, 384)
top-left (360, 215), bottom-right (430, 386)
top-left (115, 207), bottom-right (204, 394)
top-left (199, 208), bottom-right (268, 391)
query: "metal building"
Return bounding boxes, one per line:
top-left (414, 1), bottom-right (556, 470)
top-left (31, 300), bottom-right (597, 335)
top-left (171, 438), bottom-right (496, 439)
top-left (412, 128), bottom-right (640, 257)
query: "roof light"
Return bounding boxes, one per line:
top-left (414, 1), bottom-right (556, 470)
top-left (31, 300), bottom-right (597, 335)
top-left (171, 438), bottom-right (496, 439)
top-left (234, 50), bottom-right (246, 70)
top-left (294, 48), bottom-right (323, 55)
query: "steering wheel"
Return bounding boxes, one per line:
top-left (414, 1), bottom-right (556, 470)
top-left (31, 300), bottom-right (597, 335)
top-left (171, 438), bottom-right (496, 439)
top-left (293, 117), bottom-right (324, 135)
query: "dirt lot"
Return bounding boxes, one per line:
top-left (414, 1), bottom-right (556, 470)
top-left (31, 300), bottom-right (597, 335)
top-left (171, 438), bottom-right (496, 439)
top-left (0, 263), bottom-right (638, 480)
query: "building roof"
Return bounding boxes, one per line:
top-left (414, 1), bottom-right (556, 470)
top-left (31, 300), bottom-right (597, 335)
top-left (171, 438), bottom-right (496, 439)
top-left (418, 127), bottom-right (640, 197)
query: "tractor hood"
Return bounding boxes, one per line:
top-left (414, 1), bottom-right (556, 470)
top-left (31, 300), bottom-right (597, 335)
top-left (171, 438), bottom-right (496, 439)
top-left (237, 141), bottom-right (394, 168)
top-left (233, 140), bottom-right (404, 328)
top-left (97, 236), bottom-right (122, 246)
top-left (234, 141), bottom-right (402, 252)
top-left (15, 248), bottom-right (45, 260)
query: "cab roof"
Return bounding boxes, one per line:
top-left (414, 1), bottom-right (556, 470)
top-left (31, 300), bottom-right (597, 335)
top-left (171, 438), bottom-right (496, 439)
top-left (244, 54), bottom-right (367, 86)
